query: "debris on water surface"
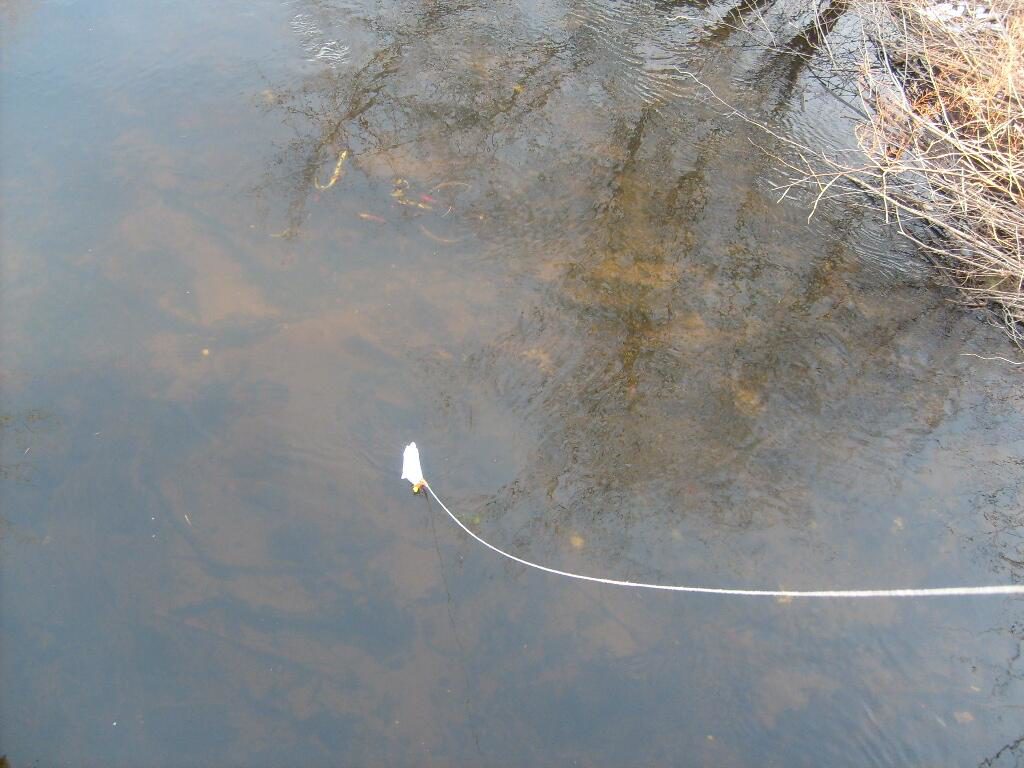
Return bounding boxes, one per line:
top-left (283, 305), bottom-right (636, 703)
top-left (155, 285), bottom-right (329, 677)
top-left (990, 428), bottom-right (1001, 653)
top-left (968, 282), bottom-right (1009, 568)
top-left (390, 179), bottom-right (434, 209)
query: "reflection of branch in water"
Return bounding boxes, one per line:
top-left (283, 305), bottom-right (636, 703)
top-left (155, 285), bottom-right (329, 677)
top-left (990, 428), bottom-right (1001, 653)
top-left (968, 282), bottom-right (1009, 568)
top-left (703, 0), bottom-right (782, 45)
top-left (752, 0), bottom-right (851, 111)
top-left (258, 0), bottom-right (573, 239)
top-left (979, 732), bottom-right (1024, 768)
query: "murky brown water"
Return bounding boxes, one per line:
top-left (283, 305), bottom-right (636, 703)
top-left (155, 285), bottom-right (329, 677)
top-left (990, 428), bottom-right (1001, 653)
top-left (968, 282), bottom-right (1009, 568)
top-left (3, 0), bottom-right (1024, 765)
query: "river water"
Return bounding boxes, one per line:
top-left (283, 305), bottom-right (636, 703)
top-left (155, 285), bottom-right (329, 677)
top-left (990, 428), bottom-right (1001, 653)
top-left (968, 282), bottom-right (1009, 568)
top-left (3, 0), bottom-right (1024, 765)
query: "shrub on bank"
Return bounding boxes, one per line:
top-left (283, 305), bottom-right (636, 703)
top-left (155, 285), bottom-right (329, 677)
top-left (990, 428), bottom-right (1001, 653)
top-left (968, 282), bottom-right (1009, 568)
top-left (788, 0), bottom-right (1023, 342)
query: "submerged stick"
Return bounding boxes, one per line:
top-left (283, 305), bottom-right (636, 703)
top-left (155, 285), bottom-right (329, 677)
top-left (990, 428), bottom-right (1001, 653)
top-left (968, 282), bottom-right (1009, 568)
top-left (314, 149), bottom-right (349, 190)
top-left (402, 443), bottom-right (1024, 599)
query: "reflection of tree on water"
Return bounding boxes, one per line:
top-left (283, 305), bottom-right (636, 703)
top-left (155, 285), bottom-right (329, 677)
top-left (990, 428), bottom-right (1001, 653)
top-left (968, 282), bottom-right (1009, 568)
top-left (262, 0), bottom-right (857, 234)
top-left (263, 0), bottom-right (1023, 595)
top-left (258, 0), bottom-right (572, 238)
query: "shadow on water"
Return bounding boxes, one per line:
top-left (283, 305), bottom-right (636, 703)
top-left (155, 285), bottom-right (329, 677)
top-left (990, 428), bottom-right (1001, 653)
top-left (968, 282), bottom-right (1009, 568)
top-left (3, 0), bottom-right (1024, 765)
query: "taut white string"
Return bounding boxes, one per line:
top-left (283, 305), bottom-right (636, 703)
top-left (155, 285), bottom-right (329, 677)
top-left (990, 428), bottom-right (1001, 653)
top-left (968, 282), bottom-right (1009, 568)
top-left (417, 478), bottom-right (1024, 599)
top-left (421, 487), bottom-right (1024, 602)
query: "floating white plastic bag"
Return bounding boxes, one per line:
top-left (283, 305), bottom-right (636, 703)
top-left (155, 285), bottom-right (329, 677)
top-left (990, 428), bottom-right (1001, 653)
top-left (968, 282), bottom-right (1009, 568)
top-left (401, 442), bottom-right (426, 493)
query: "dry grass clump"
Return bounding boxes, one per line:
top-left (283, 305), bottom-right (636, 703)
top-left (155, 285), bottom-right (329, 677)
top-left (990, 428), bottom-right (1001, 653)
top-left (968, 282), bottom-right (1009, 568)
top-left (784, 0), bottom-right (1024, 342)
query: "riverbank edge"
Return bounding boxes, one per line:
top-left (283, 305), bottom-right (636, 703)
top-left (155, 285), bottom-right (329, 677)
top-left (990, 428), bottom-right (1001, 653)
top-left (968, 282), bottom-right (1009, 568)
top-left (790, 0), bottom-right (1023, 345)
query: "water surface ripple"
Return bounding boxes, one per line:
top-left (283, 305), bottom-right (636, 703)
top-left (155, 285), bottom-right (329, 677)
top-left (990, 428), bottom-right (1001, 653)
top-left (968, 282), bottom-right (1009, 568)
top-left (2, 0), bottom-right (1024, 765)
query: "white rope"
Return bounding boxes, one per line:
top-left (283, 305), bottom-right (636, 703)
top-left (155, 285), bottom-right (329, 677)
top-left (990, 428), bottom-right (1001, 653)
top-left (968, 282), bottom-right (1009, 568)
top-left (421, 483), bottom-right (1024, 600)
